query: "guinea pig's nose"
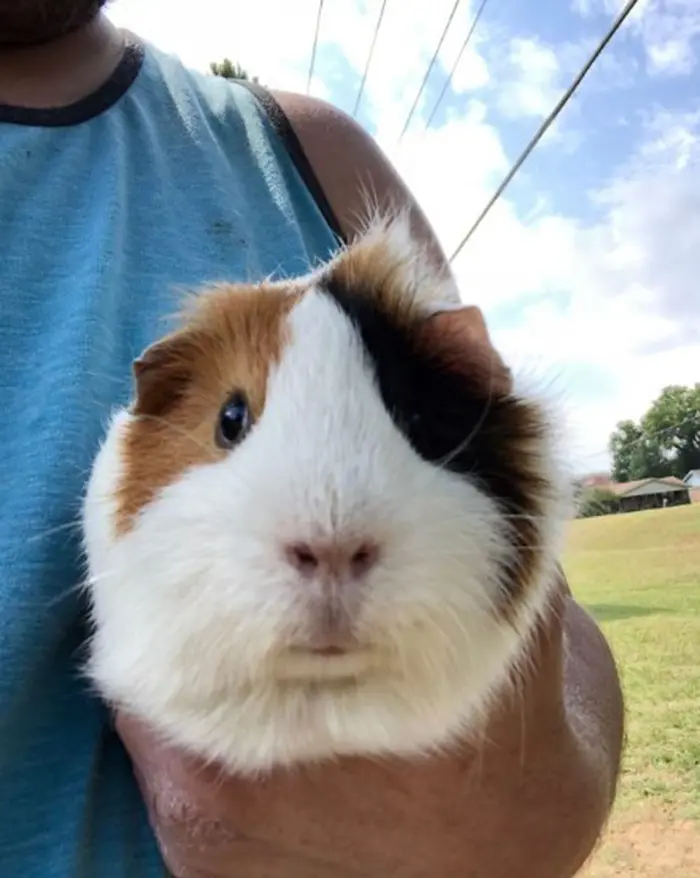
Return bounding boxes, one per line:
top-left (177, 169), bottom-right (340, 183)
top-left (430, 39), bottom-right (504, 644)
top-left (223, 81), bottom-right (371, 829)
top-left (284, 538), bottom-right (380, 581)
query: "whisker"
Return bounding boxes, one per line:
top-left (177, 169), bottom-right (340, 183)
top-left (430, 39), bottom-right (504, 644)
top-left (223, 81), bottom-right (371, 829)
top-left (25, 518), bottom-right (84, 545)
top-left (134, 413), bottom-right (213, 455)
top-left (81, 369), bottom-right (129, 387)
top-left (12, 579), bottom-right (86, 611)
top-left (83, 568), bottom-right (123, 587)
top-left (438, 348), bottom-right (508, 473)
top-left (439, 393), bottom-right (494, 472)
top-left (409, 367), bottom-right (500, 497)
top-left (500, 513), bottom-right (552, 523)
top-left (46, 581), bottom-right (86, 608)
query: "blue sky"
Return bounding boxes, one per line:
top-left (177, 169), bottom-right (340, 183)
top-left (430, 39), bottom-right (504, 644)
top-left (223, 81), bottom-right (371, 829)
top-left (109, 0), bottom-right (700, 473)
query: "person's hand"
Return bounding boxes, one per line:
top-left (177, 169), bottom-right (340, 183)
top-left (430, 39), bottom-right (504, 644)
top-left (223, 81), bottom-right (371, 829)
top-left (116, 580), bottom-right (623, 878)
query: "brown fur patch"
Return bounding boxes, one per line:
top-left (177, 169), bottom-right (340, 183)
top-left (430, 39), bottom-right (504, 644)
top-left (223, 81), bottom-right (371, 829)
top-left (115, 283), bottom-right (298, 535)
top-left (419, 307), bottom-right (514, 400)
top-left (328, 244), bottom-right (411, 324)
top-left (325, 217), bottom-right (449, 326)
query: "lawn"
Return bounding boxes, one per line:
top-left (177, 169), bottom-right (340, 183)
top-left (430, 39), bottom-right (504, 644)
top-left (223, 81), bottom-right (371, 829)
top-left (564, 503), bottom-right (700, 877)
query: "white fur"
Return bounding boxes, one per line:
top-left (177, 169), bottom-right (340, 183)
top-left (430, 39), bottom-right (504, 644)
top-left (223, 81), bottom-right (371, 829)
top-left (83, 254), bottom-right (568, 777)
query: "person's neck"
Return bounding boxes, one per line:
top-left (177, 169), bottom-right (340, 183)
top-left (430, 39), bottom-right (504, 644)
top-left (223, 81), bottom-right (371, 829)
top-left (0, 16), bottom-right (125, 109)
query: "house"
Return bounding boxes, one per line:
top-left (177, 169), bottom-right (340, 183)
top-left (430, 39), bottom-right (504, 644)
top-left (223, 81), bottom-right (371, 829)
top-left (607, 477), bottom-right (691, 513)
top-left (683, 470), bottom-right (700, 503)
top-left (579, 472), bottom-right (612, 489)
top-left (683, 469), bottom-right (700, 487)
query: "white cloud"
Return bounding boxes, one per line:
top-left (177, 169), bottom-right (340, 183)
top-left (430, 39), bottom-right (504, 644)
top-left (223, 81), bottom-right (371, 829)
top-left (498, 37), bottom-right (563, 119)
top-left (449, 35), bottom-right (491, 94)
top-left (570, 0), bottom-right (648, 21)
top-left (377, 101), bottom-right (509, 223)
top-left (639, 0), bottom-right (700, 76)
top-left (571, 0), bottom-right (596, 15)
top-left (647, 38), bottom-right (695, 75)
top-left (571, 0), bottom-right (700, 78)
top-left (108, 0), bottom-right (699, 471)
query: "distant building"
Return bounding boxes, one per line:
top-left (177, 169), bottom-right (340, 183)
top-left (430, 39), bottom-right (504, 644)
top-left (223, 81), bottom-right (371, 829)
top-left (683, 469), bottom-right (700, 487)
top-left (607, 477), bottom-right (691, 513)
top-left (683, 470), bottom-right (700, 504)
top-left (579, 472), bottom-right (612, 489)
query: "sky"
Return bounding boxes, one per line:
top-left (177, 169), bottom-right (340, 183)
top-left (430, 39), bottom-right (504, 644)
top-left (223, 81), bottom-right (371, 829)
top-left (107, 0), bottom-right (700, 474)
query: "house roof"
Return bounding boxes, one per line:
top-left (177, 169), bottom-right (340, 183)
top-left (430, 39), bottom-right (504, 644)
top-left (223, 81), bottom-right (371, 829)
top-left (579, 472), bottom-right (611, 488)
top-left (606, 476), bottom-right (686, 496)
top-left (683, 469), bottom-right (700, 482)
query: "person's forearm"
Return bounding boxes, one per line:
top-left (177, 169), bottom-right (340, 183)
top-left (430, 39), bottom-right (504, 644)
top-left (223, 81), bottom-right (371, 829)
top-left (563, 596), bottom-right (625, 809)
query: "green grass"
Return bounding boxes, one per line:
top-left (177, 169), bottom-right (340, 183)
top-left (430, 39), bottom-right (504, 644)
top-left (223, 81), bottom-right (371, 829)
top-left (564, 503), bottom-right (700, 820)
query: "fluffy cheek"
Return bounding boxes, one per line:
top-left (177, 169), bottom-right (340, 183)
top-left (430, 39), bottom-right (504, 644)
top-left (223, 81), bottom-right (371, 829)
top-left (356, 472), bottom-right (521, 701)
top-left (84, 431), bottom-right (310, 715)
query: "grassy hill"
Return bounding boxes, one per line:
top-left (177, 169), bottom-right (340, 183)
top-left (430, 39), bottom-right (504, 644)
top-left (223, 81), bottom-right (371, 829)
top-left (564, 504), bottom-right (700, 877)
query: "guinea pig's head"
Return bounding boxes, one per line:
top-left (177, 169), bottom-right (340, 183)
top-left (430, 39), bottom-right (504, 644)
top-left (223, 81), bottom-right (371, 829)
top-left (83, 214), bottom-right (569, 774)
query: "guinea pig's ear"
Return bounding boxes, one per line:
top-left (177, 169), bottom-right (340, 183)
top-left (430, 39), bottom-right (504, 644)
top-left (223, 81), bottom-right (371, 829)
top-left (421, 303), bottom-right (513, 397)
top-left (131, 330), bottom-right (201, 418)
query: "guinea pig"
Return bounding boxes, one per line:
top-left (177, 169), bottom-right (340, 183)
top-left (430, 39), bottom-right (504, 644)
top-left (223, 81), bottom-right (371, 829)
top-left (82, 212), bottom-right (569, 776)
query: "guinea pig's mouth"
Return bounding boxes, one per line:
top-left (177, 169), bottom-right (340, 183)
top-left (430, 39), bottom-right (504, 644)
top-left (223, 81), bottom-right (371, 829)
top-left (287, 643), bottom-right (365, 660)
top-left (307, 646), bottom-right (348, 657)
top-left (276, 643), bottom-right (379, 682)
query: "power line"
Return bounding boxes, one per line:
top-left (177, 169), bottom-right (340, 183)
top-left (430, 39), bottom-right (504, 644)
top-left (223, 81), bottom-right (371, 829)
top-left (608, 412), bottom-right (700, 453)
top-left (398, 0), bottom-right (463, 143)
top-left (424, 0), bottom-right (491, 132)
top-left (448, 0), bottom-right (641, 264)
top-left (353, 0), bottom-right (389, 117)
top-left (306, 0), bottom-right (325, 95)
top-left (576, 410), bottom-right (700, 471)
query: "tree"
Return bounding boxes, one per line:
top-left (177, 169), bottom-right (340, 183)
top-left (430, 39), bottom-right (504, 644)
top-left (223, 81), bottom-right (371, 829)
top-left (209, 58), bottom-right (259, 83)
top-left (578, 487), bottom-right (621, 518)
top-left (609, 419), bottom-right (667, 483)
top-left (609, 420), bottom-right (643, 483)
top-left (642, 384), bottom-right (700, 478)
top-left (609, 384), bottom-right (700, 482)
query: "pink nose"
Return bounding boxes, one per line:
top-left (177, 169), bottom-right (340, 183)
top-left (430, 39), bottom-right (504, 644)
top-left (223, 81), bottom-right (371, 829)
top-left (285, 538), bottom-right (380, 580)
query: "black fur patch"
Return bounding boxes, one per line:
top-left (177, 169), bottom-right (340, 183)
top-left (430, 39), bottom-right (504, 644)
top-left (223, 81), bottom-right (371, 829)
top-left (321, 275), bottom-right (549, 605)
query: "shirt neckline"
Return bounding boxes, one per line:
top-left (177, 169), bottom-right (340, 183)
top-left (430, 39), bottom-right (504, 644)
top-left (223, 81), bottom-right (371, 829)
top-left (0, 33), bottom-right (145, 128)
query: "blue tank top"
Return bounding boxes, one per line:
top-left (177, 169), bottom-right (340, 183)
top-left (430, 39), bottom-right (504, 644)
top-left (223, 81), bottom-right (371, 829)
top-left (0, 35), bottom-right (340, 877)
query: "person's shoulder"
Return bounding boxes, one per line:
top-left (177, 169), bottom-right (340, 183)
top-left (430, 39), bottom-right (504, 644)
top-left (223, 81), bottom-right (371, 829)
top-left (270, 91), bottom-right (374, 157)
top-left (269, 90), bottom-right (405, 239)
top-left (270, 90), bottom-right (449, 269)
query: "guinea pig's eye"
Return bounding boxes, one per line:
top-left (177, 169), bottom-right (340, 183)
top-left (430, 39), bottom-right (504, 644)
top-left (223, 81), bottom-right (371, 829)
top-left (215, 391), bottom-right (251, 449)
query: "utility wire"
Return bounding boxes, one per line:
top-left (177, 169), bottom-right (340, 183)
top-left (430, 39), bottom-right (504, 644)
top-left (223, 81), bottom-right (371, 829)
top-left (353, 0), bottom-right (389, 117)
top-left (424, 0), bottom-right (491, 132)
top-left (576, 410), bottom-right (700, 470)
top-left (306, 0), bottom-right (325, 95)
top-left (448, 0), bottom-right (641, 264)
top-left (398, 0), bottom-right (463, 143)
